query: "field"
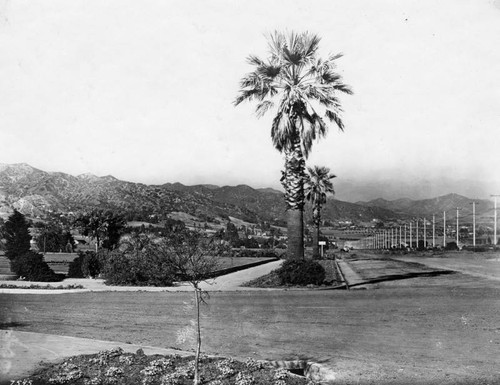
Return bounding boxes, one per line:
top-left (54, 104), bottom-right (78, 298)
top-left (1, 251), bottom-right (499, 384)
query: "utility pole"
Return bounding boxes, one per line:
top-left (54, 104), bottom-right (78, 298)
top-left (399, 226), bottom-right (402, 248)
top-left (443, 211), bottom-right (446, 247)
top-left (456, 207), bottom-right (462, 245)
top-left (423, 218), bottom-right (427, 249)
top-left (432, 215), bottom-right (435, 248)
top-left (409, 221), bottom-right (413, 249)
top-left (492, 195), bottom-right (499, 246)
top-left (416, 219), bottom-right (419, 249)
top-left (471, 201), bottom-right (476, 247)
top-left (404, 224), bottom-right (407, 246)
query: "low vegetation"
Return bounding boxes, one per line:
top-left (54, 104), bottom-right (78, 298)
top-left (10, 251), bottom-right (64, 282)
top-left (0, 283), bottom-right (84, 290)
top-left (276, 259), bottom-right (326, 286)
top-left (13, 348), bottom-right (310, 385)
top-left (243, 259), bottom-right (340, 288)
top-left (67, 251), bottom-right (101, 279)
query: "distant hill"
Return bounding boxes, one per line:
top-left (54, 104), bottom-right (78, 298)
top-left (0, 163), bottom-right (262, 222)
top-left (334, 177), bottom-right (495, 203)
top-left (357, 193), bottom-right (495, 224)
top-left (0, 162), bottom-right (469, 225)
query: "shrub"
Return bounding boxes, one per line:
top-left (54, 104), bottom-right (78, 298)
top-left (4, 210), bottom-right (31, 261)
top-left (67, 251), bottom-right (101, 278)
top-left (100, 248), bottom-right (175, 286)
top-left (234, 249), bottom-right (279, 259)
top-left (462, 245), bottom-right (490, 252)
top-left (445, 242), bottom-right (459, 251)
top-left (10, 251), bottom-right (64, 282)
top-left (276, 259), bottom-right (326, 286)
top-left (67, 255), bottom-right (84, 278)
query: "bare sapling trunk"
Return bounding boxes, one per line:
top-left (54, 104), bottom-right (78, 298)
top-left (194, 284), bottom-right (201, 385)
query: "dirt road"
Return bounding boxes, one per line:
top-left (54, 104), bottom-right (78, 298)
top-left (1, 251), bottom-right (499, 384)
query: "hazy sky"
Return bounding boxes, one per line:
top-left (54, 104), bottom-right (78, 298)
top-left (1, 0), bottom-right (499, 196)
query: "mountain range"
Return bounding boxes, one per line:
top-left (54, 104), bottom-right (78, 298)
top-left (0, 163), bottom-right (494, 227)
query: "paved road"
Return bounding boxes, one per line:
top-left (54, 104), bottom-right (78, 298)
top-left (395, 253), bottom-right (500, 281)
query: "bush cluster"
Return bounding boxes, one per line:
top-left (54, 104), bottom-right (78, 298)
top-left (10, 251), bottom-right (64, 282)
top-left (276, 258), bottom-right (326, 286)
top-left (67, 251), bottom-right (101, 278)
top-left (99, 249), bottom-right (175, 286)
top-left (234, 249), bottom-right (279, 259)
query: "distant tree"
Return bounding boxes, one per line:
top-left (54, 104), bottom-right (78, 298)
top-left (160, 229), bottom-right (230, 385)
top-left (242, 237), bottom-right (260, 249)
top-left (305, 166), bottom-right (336, 257)
top-left (223, 222), bottom-right (241, 247)
top-left (0, 218), bottom-right (5, 250)
top-left (74, 209), bottom-right (125, 250)
top-left (4, 210), bottom-right (32, 261)
top-left (163, 218), bottom-right (186, 233)
top-left (35, 223), bottom-right (75, 253)
top-left (10, 251), bottom-right (63, 282)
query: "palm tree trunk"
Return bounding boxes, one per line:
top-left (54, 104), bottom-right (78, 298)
top-left (287, 209), bottom-right (304, 259)
top-left (282, 137), bottom-right (305, 259)
top-left (312, 226), bottom-right (319, 257)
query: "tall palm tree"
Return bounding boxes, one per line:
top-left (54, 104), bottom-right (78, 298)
top-left (235, 31), bottom-right (352, 259)
top-left (305, 165), bottom-right (336, 257)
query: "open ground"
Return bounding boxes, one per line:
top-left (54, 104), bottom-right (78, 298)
top-left (1, 251), bottom-right (500, 384)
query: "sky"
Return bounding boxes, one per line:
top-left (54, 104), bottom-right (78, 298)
top-left (1, 0), bottom-right (499, 201)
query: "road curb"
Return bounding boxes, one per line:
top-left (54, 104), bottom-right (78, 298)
top-left (266, 359), bottom-right (337, 384)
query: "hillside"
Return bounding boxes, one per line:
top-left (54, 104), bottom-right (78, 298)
top-left (0, 163), bottom-right (407, 225)
top-left (357, 193), bottom-right (495, 223)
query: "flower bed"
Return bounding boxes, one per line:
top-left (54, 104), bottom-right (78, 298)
top-left (13, 348), bottom-right (313, 385)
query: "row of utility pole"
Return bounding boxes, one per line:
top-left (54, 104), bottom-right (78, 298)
top-left (358, 195), bottom-right (499, 250)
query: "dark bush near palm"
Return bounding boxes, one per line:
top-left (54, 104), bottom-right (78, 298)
top-left (276, 259), bottom-right (325, 286)
top-left (11, 251), bottom-right (64, 282)
top-left (67, 256), bottom-right (84, 278)
top-left (67, 251), bottom-right (101, 278)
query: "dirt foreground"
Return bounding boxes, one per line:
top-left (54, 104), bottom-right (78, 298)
top-left (1, 251), bottom-right (500, 384)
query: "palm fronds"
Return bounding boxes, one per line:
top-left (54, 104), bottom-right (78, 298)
top-left (235, 30), bottom-right (352, 156)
